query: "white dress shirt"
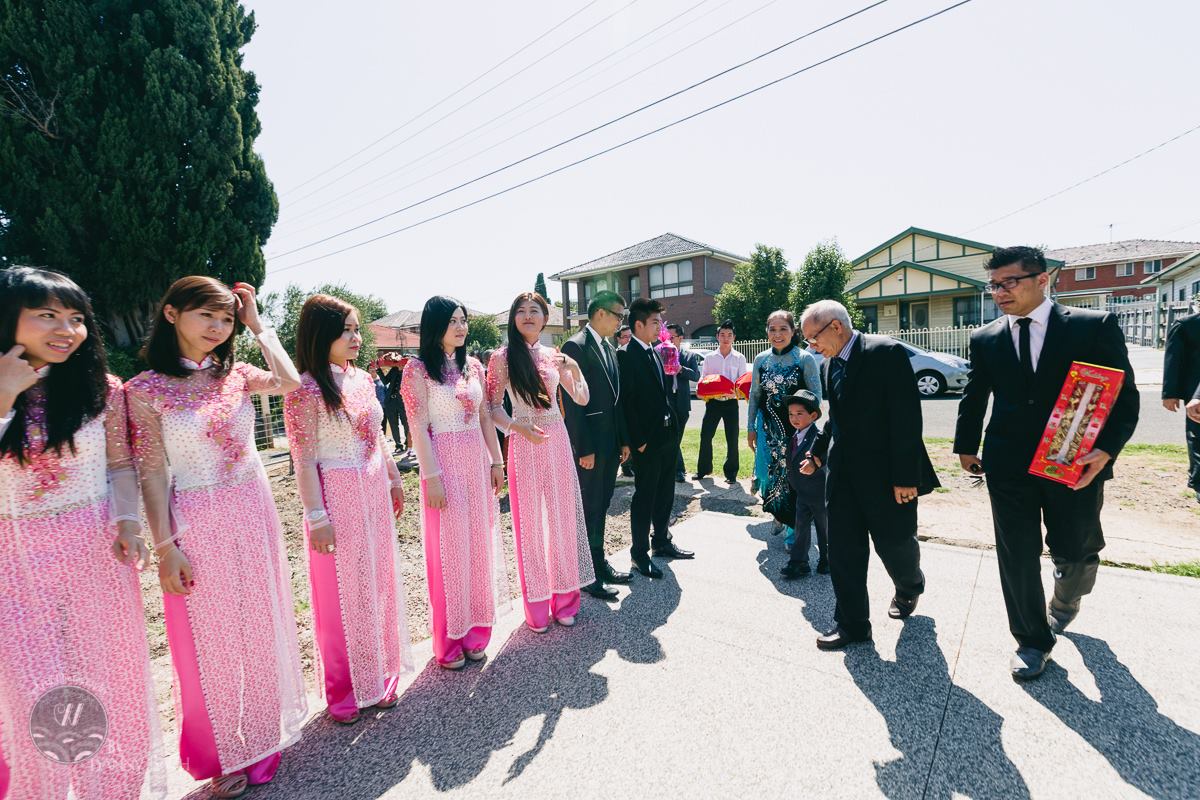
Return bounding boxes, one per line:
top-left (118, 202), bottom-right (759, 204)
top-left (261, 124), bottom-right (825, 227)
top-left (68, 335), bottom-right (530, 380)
top-left (701, 348), bottom-right (749, 382)
top-left (1006, 297), bottom-right (1053, 371)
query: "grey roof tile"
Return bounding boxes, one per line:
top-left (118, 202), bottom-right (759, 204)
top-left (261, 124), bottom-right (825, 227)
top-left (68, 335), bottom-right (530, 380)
top-left (1046, 239), bottom-right (1200, 267)
top-left (550, 232), bottom-right (746, 279)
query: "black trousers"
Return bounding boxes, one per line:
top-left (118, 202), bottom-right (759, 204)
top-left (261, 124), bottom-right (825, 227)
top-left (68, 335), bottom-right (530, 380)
top-left (576, 444), bottom-right (619, 569)
top-left (828, 476), bottom-right (925, 638)
top-left (697, 399), bottom-right (739, 481)
top-left (787, 490), bottom-right (829, 567)
top-left (383, 401), bottom-right (409, 447)
top-left (629, 431), bottom-right (678, 560)
top-left (674, 412), bottom-right (690, 477)
top-left (1187, 415), bottom-right (1200, 491)
top-left (986, 472), bottom-right (1105, 653)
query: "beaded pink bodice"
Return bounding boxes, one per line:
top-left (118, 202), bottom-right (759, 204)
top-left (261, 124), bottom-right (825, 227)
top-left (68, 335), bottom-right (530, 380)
top-left (284, 367), bottom-right (384, 469)
top-left (401, 357), bottom-right (485, 435)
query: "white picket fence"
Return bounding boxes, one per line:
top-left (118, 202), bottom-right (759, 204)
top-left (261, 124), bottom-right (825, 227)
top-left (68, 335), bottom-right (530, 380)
top-left (701, 325), bottom-right (977, 361)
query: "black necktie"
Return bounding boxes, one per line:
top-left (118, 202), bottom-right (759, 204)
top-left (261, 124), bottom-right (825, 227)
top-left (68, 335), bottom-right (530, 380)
top-left (601, 339), bottom-right (616, 384)
top-left (1016, 317), bottom-right (1034, 384)
top-left (648, 345), bottom-right (664, 388)
top-left (829, 356), bottom-right (846, 402)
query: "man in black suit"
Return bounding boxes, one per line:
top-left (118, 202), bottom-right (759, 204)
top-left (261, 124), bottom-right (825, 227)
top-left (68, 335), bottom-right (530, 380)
top-left (799, 300), bottom-right (936, 651)
top-left (954, 246), bottom-right (1140, 681)
top-left (665, 324), bottom-right (702, 482)
top-left (561, 290), bottom-right (633, 601)
top-left (1163, 311), bottom-right (1200, 504)
top-left (618, 298), bottom-right (695, 578)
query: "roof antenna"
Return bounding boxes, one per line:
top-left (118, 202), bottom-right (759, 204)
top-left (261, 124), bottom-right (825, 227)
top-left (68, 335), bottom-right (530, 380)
top-left (1109, 223), bottom-right (1113, 243)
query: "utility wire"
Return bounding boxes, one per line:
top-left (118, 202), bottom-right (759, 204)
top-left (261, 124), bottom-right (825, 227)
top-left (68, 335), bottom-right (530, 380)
top-left (268, 0), bottom-right (893, 263)
top-left (267, 0), bottom-right (976, 275)
top-left (279, 0), bottom-right (603, 197)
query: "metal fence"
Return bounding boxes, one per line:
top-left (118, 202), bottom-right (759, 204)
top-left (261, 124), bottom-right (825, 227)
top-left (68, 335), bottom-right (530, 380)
top-left (252, 393), bottom-right (293, 473)
top-left (1106, 299), bottom-right (1193, 348)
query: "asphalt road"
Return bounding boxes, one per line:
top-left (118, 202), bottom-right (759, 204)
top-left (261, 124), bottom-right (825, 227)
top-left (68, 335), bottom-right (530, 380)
top-left (686, 345), bottom-right (1185, 446)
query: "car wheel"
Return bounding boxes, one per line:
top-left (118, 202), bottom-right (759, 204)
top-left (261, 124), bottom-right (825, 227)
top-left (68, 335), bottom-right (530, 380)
top-left (915, 370), bottom-right (945, 396)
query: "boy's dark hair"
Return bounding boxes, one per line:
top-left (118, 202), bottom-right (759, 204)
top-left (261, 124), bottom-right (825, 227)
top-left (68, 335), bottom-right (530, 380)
top-left (718, 319), bottom-right (735, 333)
top-left (627, 297), bottom-right (663, 329)
top-left (666, 323), bottom-right (684, 337)
top-left (587, 290), bottom-right (626, 318)
top-left (785, 390), bottom-right (821, 418)
top-left (985, 246), bottom-right (1047, 274)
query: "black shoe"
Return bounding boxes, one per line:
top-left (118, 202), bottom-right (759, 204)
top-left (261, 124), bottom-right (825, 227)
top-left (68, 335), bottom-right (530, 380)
top-left (780, 563), bottom-right (811, 580)
top-left (724, 477), bottom-right (738, 485)
top-left (816, 627), bottom-right (871, 650)
top-left (1010, 647), bottom-right (1051, 681)
top-left (651, 542), bottom-right (694, 560)
top-left (675, 473), bottom-right (687, 482)
top-left (582, 581), bottom-right (618, 601)
top-left (691, 473), bottom-right (708, 481)
top-left (888, 594), bottom-right (919, 619)
top-left (630, 556), bottom-right (663, 579)
top-left (598, 561), bottom-right (632, 585)
top-left (816, 557), bottom-right (829, 574)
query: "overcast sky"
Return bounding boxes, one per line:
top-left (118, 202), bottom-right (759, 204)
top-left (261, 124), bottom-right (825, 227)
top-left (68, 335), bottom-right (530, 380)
top-left (244, 0), bottom-right (1200, 316)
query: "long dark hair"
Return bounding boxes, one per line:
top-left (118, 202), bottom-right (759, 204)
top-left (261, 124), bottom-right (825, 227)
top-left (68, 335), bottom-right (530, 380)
top-left (505, 292), bottom-right (551, 409)
top-left (418, 296), bottom-right (468, 384)
top-left (0, 267), bottom-right (110, 463)
top-left (295, 294), bottom-right (356, 414)
top-left (141, 276), bottom-right (240, 377)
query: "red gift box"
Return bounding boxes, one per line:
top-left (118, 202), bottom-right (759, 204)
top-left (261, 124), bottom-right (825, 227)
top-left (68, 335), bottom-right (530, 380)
top-left (733, 372), bottom-right (752, 401)
top-left (1028, 361), bottom-right (1125, 487)
top-left (696, 374), bottom-right (736, 400)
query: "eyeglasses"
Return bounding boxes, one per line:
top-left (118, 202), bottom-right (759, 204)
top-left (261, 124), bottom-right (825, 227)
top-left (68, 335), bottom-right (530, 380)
top-left (803, 318), bottom-right (835, 345)
top-left (984, 273), bottom-right (1042, 294)
top-left (601, 306), bottom-right (626, 320)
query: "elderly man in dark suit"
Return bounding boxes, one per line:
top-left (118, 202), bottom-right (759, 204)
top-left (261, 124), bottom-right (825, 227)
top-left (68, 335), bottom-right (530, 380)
top-left (1163, 310), bottom-right (1200, 504)
top-left (955, 246), bottom-right (1140, 681)
top-left (665, 324), bottom-right (702, 482)
top-left (561, 290), bottom-right (632, 601)
top-left (619, 298), bottom-right (695, 578)
top-left (800, 300), bottom-right (936, 651)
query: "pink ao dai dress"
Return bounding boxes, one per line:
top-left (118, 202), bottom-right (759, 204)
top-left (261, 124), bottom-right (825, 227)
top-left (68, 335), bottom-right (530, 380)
top-left (486, 345), bottom-right (595, 629)
top-left (0, 371), bottom-right (164, 800)
top-left (283, 363), bottom-right (414, 720)
top-left (400, 356), bottom-right (509, 667)
top-left (125, 330), bottom-right (306, 787)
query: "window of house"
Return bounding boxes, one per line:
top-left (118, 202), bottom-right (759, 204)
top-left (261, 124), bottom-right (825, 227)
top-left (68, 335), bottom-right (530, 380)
top-left (649, 260), bottom-right (693, 298)
top-left (860, 305), bottom-right (878, 332)
top-left (1116, 262), bottom-right (1135, 277)
top-left (982, 296), bottom-right (1001, 323)
top-left (628, 274), bottom-right (640, 299)
top-left (1144, 259), bottom-right (1163, 274)
top-left (1180, 288), bottom-right (1187, 302)
top-left (1075, 266), bottom-right (1096, 281)
top-left (582, 277), bottom-right (608, 305)
top-left (953, 295), bottom-right (982, 326)
top-left (1191, 279), bottom-right (1200, 298)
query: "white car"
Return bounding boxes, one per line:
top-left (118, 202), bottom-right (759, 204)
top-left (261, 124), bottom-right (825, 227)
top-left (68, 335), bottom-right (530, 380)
top-left (804, 340), bottom-right (970, 396)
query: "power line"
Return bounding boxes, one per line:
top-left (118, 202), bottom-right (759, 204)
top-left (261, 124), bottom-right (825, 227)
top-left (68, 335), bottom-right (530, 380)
top-left (267, 0), bottom-right (893, 263)
top-left (279, 0), bottom-right (603, 197)
top-left (966, 121), bottom-right (1200, 233)
top-left (284, 0), bottom-right (646, 208)
top-left (267, 0), bottom-right (976, 275)
top-left (271, 0), bottom-right (732, 237)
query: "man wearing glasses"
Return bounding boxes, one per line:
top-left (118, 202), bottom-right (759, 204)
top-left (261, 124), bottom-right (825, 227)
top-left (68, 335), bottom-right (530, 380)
top-left (798, 300), bottom-right (937, 651)
top-left (954, 246), bottom-right (1139, 681)
top-left (562, 291), bottom-right (633, 600)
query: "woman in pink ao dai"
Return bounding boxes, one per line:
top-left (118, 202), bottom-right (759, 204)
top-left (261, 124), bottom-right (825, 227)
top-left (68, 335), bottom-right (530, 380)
top-left (486, 292), bottom-right (594, 632)
top-left (283, 295), bottom-right (414, 725)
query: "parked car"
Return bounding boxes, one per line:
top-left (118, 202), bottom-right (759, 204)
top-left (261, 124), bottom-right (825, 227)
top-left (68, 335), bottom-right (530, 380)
top-left (686, 347), bottom-right (713, 397)
top-left (803, 339), bottom-right (969, 396)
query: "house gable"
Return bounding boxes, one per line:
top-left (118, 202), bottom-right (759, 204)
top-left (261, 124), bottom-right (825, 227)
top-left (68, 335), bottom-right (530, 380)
top-left (850, 261), bottom-right (985, 302)
top-left (853, 227), bottom-right (996, 270)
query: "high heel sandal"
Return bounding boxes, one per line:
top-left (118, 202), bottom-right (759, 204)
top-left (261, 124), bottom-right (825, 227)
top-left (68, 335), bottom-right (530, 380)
top-left (375, 692), bottom-right (399, 709)
top-left (209, 771), bottom-right (248, 798)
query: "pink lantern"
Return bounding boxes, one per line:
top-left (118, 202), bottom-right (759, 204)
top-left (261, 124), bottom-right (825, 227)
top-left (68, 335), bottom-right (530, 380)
top-left (655, 324), bottom-right (680, 375)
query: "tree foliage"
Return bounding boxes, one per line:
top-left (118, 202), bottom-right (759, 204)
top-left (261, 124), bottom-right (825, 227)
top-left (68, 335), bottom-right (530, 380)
top-left (534, 272), bottom-right (548, 299)
top-left (711, 244), bottom-right (793, 338)
top-left (236, 283), bottom-right (389, 370)
top-left (465, 315), bottom-right (502, 356)
top-left (789, 240), bottom-right (864, 329)
top-left (0, 1), bottom-right (277, 342)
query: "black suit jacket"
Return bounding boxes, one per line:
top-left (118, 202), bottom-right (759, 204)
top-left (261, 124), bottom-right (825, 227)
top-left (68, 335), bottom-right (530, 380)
top-left (561, 329), bottom-right (624, 459)
top-left (1163, 312), bottom-right (1200, 403)
top-left (812, 334), bottom-right (939, 494)
top-left (953, 303), bottom-right (1140, 480)
top-left (786, 425), bottom-right (826, 499)
top-left (666, 347), bottom-right (702, 419)
top-left (618, 339), bottom-right (679, 451)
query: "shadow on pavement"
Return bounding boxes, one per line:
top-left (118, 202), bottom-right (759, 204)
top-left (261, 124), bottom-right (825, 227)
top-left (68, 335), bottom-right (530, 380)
top-left (746, 519), bottom-right (836, 635)
top-left (185, 570), bottom-right (682, 799)
top-left (1024, 632), bottom-right (1200, 799)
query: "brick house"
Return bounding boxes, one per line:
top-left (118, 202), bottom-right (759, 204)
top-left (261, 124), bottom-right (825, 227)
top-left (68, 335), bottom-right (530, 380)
top-left (1046, 239), bottom-right (1200, 308)
top-left (550, 233), bottom-right (746, 339)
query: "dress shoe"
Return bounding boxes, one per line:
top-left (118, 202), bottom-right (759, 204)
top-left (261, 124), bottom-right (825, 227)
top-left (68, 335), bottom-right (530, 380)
top-left (630, 557), bottom-right (663, 579)
top-left (691, 473), bottom-right (708, 481)
top-left (780, 562), bottom-right (811, 580)
top-left (598, 561), bottom-right (631, 584)
top-left (888, 594), bottom-right (919, 619)
top-left (1048, 608), bottom-right (1078, 635)
top-left (675, 473), bottom-right (687, 483)
top-left (1010, 647), bottom-right (1051, 681)
top-left (816, 557), bottom-right (829, 574)
top-left (651, 542), bottom-right (694, 560)
top-left (582, 581), bottom-right (618, 601)
top-left (816, 627), bottom-right (871, 650)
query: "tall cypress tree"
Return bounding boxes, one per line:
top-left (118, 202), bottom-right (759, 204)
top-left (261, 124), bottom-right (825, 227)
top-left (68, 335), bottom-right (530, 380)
top-left (0, 1), bottom-right (277, 344)
top-left (534, 272), bottom-right (548, 299)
